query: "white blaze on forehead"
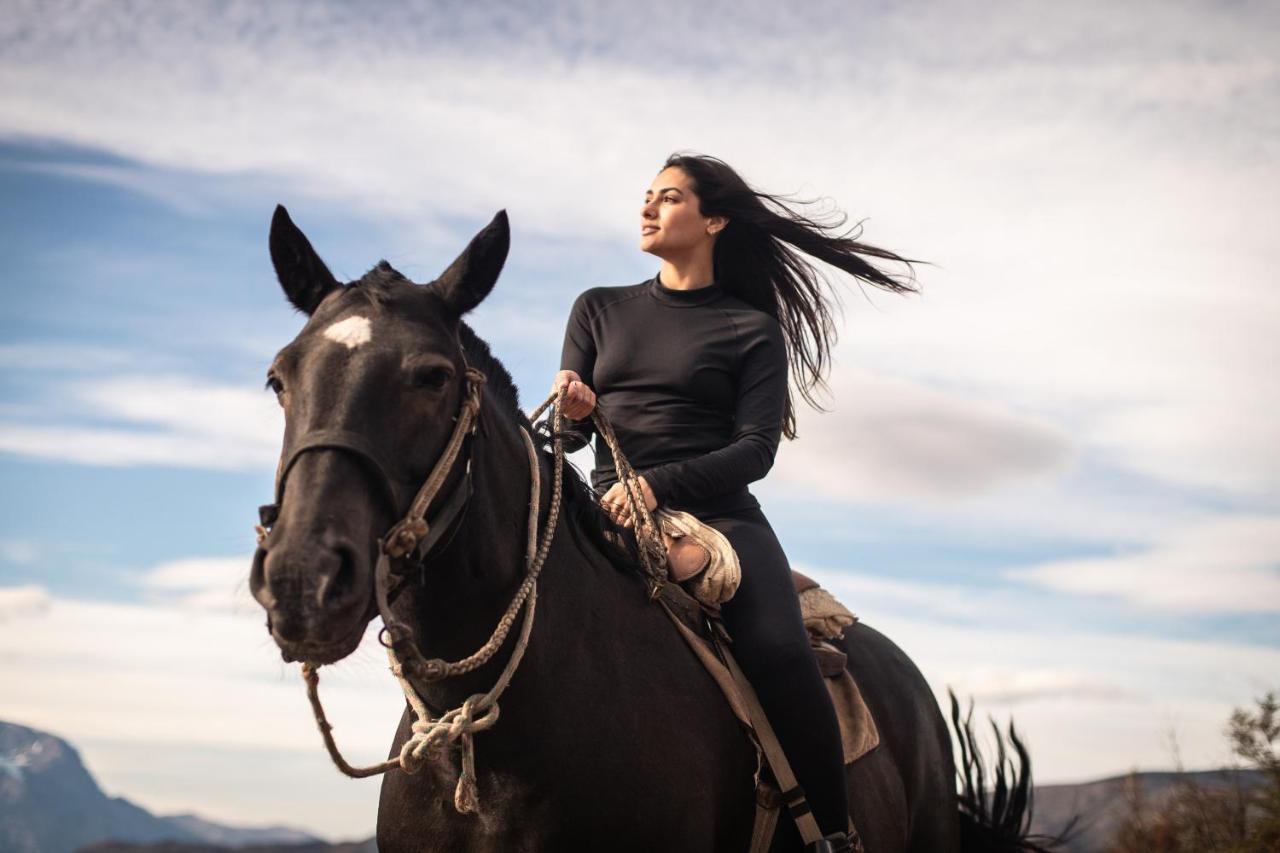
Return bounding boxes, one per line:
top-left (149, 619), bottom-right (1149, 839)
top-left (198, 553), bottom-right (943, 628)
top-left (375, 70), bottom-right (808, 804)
top-left (322, 315), bottom-right (373, 349)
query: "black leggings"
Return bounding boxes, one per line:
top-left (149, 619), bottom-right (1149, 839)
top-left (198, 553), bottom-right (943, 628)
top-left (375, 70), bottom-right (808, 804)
top-left (698, 505), bottom-right (850, 835)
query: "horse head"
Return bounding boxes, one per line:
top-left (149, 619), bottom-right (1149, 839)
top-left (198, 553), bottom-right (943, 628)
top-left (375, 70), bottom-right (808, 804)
top-left (249, 205), bottom-right (510, 666)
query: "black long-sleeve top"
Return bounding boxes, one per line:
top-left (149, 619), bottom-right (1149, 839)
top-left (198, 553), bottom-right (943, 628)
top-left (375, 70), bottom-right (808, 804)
top-left (558, 273), bottom-right (789, 516)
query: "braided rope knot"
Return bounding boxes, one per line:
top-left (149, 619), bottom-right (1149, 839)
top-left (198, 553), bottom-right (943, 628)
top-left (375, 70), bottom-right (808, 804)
top-left (401, 694), bottom-right (501, 767)
top-left (398, 693), bottom-right (501, 813)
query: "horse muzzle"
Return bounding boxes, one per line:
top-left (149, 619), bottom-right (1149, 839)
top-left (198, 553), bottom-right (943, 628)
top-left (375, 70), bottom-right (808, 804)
top-left (250, 532), bottom-right (375, 664)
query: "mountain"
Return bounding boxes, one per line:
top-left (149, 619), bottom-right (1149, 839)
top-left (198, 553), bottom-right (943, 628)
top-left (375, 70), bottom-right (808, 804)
top-left (157, 816), bottom-right (319, 848)
top-left (0, 721), bottom-right (325, 853)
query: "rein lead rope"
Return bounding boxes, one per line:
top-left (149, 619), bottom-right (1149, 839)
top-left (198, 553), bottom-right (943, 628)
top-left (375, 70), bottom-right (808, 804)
top-left (300, 419), bottom-right (546, 812)
top-left (299, 380), bottom-right (663, 814)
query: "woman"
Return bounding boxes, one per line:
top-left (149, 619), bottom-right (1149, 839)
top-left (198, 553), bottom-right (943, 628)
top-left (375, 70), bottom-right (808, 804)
top-left (552, 152), bottom-right (921, 851)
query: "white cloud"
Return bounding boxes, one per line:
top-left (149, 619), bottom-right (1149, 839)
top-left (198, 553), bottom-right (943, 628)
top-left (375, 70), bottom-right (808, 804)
top-left (794, 569), bottom-right (1034, 628)
top-left (946, 668), bottom-right (1135, 706)
top-left (138, 556), bottom-right (247, 592)
top-left (0, 423), bottom-right (270, 470)
top-left (774, 367), bottom-right (1075, 504)
top-left (0, 0), bottom-right (1275, 516)
top-left (4, 158), bottom-right (214, 216)
top-left (0, 539), bottom-right (40, 565)
top-left (801, 564), bottom-right (1280, 782)
top-left (0, 581), bottom-right (404, 838)
top-left (0, 342), bottom-right (137, 373)
top-left (74, 375), bottom-right (281, 450)
top-left (135, 555), bottom-right (258, 612)
top-left (0, 584), bottom-right (51, 620)
top-left (0, 374), bottom-right (281, 470)
top-left (1007, 513), bottom-right (1280, 612)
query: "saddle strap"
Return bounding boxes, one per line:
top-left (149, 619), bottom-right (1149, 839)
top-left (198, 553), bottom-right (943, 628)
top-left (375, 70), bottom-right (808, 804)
top-left (655, 597), bottom-right (753, 729)
top-left (654, 597), bottom-right (825, 847)
top-left (750, 789), bottom-right (781, 853)
top-left (715, 631), bottom-right (827, 846)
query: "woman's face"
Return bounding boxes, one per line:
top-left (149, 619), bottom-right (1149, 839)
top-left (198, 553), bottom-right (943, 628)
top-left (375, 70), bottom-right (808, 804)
top-left (640, 166), bottom-right (726, 257)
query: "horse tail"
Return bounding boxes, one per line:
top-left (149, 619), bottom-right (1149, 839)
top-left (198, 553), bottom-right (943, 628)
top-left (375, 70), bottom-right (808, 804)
top-left (949, 689), bottom-right (1077, 853)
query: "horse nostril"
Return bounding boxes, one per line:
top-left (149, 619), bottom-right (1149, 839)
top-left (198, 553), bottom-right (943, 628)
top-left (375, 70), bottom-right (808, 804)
top-left (320, 543), bottom-right (360, 608)
top-left (249, 548), bottom-right (274, 608)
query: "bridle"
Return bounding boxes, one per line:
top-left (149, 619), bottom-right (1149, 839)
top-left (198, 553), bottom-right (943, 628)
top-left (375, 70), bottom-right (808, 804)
top-left (256, 361), bottom-right (491, 672)
top-left (253, 361), bottom-right (573, 814)
top-left (255, 364), bottom-right (486, 592)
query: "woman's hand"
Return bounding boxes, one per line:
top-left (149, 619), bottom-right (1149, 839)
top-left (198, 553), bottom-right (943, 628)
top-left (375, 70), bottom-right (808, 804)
top-left (552, 369), bottom-right (597, 420)
top-left (600, 476), bottom-right (658, 529)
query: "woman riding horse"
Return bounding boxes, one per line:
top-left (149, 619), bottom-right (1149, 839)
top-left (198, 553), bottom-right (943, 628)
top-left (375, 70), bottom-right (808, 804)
top-left (551, 152), bottom-right (922, 852)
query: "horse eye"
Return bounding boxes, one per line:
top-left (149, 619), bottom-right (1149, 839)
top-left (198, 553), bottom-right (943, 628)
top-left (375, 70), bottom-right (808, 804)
top-left (265, 375), bottom-right (285, 395)
top-left (411, 367), bottom-right (453, 390)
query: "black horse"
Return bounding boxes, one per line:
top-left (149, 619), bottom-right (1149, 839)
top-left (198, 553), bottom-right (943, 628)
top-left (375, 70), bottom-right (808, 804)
top-left (249, 207), bottom-right (1054, 852)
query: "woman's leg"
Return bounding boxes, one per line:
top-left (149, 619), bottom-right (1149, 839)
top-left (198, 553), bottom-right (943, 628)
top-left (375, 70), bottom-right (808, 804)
top-left (701, 507), bottom-right (850, 836)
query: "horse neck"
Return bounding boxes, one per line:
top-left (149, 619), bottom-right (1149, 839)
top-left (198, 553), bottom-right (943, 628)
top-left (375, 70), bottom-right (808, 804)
top-left (398, 400), bottom-right (659, 710)
top-left (396, 399), bottom-right (553, 703)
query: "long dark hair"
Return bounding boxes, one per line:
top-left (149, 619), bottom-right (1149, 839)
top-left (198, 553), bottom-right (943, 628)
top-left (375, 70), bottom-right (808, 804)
top-left (664, 152), bottom-right (928, 439)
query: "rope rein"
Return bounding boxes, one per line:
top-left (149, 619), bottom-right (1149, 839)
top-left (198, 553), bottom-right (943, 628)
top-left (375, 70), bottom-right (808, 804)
top-left (298, 379), bottom-right (668, 814)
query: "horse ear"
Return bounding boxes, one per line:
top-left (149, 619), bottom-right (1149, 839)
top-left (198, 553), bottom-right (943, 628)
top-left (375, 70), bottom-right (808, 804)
top-left (433, 210), bottom-right (510, 316)
top-left (269, 205), bottom-right (341, 315)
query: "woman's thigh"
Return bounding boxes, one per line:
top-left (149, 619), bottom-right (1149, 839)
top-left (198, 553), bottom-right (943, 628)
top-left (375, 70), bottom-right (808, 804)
top-left (699, 508), bottom-right (811, 664)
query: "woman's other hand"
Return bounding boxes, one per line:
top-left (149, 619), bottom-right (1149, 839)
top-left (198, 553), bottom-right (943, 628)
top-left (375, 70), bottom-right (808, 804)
top-left (599, 476), bottom-right (658, 529)
top-left (552, 369), bottom-right (597, 420)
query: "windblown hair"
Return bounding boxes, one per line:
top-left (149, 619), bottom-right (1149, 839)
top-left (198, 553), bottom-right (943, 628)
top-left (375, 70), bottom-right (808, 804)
top-left (662, 152), bottom-right (929, 439)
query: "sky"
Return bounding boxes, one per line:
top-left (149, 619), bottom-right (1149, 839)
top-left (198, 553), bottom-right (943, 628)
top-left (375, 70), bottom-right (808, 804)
top-left (1, 0), bottom-right (1278, 841)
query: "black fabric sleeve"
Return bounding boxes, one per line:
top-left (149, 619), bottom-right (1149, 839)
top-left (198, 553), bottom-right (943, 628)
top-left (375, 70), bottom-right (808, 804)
top-left (639, 317), bottom-right (787, 507)
top-left (557, 290), bottom-right (597, 454)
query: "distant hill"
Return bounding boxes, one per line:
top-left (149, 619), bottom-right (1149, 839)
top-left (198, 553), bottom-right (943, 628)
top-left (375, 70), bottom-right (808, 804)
top-left (153, 816), bottom-right (317, 849)
top-left (1028, 768), bottom-right (1266, 852)
top-left (0, 721), bottom-right (330, 853)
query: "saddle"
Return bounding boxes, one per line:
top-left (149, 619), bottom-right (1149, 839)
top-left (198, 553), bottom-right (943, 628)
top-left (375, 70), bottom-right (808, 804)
top-left (654, 576), bottom-right (878, 852)
top-left (661, 571), bottom-right (879, 768)
top-left (790, 570), bottom-right (879, 767)
top-left (612, 503), bottom-right (878, 847)
top-left (635, 510), bottom-right (879, 766)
